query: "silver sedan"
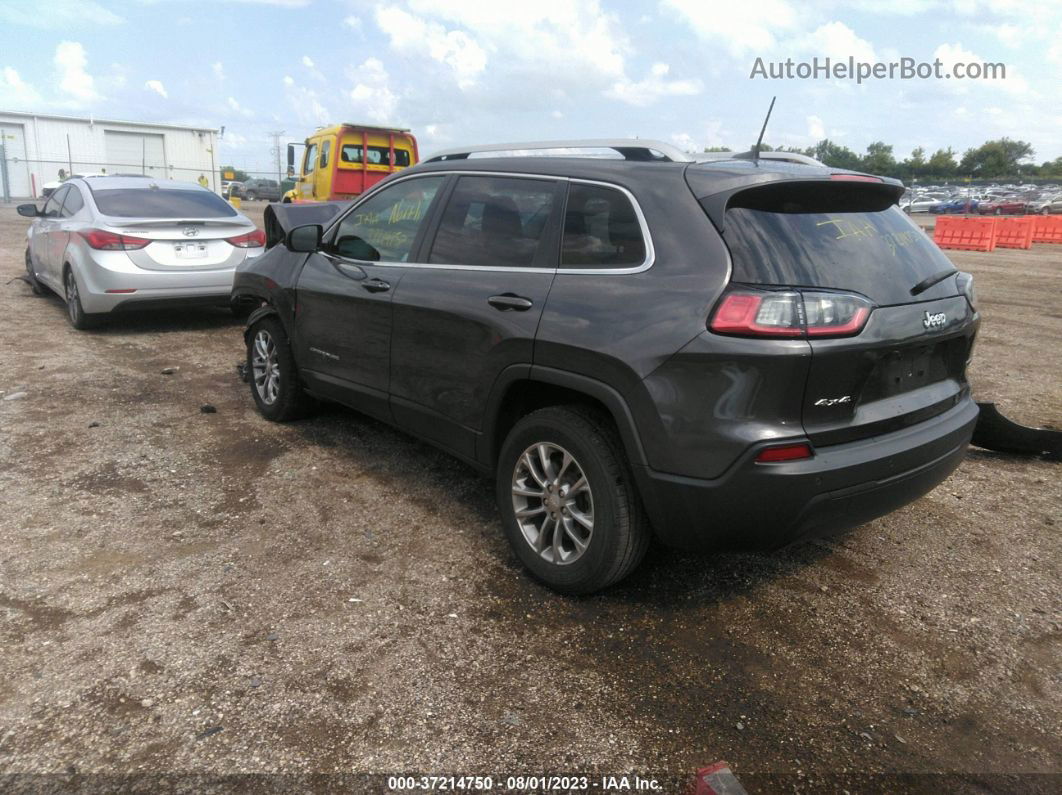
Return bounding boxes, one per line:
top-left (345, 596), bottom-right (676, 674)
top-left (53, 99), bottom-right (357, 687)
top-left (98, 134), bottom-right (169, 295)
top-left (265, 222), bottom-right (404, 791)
top-left (20, 176), bottom-right (264, 329)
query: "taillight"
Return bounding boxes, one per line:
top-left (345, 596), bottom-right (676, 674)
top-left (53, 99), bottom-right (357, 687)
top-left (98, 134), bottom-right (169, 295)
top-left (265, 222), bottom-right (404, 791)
top-left (756, 442), bottom-right (814, 463)
top-left (710, 288), bottom-right (873, 339)
top-left (78, 228), bottom-right (151, 250)
top-left (226, 229), bottom-right (266, 248)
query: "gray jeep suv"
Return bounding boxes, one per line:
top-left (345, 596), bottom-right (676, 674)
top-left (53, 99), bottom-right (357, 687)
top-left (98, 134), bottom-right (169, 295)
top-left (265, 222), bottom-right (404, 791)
top-left (232, 140), bottom-right (980, 594)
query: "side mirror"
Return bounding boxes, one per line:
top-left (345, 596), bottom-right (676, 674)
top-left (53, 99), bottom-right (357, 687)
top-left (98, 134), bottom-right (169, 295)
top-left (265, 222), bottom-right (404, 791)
top-left (17, 203), bottom-right (40, 218)
top-left (286, 223), bottom-right (322, 253)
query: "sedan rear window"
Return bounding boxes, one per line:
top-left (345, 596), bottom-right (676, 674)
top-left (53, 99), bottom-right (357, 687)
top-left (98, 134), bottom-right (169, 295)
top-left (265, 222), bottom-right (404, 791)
top-left (721, 184), bottom-right (959, 305)
top-left (93, 189), bottom-right (237, 218)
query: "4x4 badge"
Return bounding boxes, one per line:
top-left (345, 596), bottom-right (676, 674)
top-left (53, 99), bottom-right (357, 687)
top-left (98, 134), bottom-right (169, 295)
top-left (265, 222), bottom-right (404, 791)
top-left (923, 311), bottom-right (946, 329)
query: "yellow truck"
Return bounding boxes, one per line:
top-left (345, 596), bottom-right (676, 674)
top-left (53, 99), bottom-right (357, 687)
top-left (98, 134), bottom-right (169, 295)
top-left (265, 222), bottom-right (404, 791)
top-left (283, 123), bottom-right (419, 202)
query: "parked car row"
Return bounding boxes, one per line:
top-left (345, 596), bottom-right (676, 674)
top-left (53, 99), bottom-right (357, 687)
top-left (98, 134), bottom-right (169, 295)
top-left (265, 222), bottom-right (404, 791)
top-left (901, 182), bottom-right (1062, 215)
top-left (19, 143), bottom-right (981, 594)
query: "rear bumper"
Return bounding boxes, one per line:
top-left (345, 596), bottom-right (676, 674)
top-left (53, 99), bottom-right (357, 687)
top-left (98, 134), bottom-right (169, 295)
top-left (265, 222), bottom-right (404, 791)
top-left (635, 397), bottom-right (978, 551)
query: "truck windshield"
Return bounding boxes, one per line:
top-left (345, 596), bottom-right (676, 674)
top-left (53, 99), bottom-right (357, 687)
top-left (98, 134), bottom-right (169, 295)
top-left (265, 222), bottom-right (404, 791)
top-left (340, 145), bottom-right (411, 167)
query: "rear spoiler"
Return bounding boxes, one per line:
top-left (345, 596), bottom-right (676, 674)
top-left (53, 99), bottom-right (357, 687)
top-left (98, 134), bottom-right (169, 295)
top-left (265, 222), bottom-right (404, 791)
top-left (263, 202), bottom-right (351, 249)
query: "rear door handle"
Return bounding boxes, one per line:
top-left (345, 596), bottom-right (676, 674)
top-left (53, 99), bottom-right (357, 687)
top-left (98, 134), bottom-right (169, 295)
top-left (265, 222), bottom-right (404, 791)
top-left (362, 278), bottom-right (390, 293)
top-left (488, 294), bottom-right (533, 311)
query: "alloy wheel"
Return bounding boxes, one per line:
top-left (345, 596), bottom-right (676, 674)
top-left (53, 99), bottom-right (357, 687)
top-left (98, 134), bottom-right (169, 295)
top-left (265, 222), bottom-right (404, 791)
top-left (511, 442), bottom-right (594, 565)
top-left (251, 329), bottom-right (280, 405)
top-left (65, 271), bottom-right (80, 323)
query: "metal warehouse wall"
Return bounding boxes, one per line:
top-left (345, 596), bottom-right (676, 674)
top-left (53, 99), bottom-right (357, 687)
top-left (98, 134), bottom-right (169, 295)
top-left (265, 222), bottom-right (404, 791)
top-left (0, 111), bottom-right (219, 199)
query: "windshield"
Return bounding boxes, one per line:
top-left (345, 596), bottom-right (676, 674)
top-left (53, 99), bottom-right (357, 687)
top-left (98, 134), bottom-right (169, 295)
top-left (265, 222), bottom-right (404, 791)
top-left (93, 189), bottom-right (237, 218)
top-left (722, 196), bottom-right (958, 306)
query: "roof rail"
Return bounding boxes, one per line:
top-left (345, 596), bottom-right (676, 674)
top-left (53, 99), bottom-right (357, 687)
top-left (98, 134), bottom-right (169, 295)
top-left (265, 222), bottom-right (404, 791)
top-left (425, 139), bottom-right (694, 163)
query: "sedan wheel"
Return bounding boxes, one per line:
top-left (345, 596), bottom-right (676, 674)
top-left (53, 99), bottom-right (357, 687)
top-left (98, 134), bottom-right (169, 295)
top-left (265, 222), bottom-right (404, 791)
top-left (64, 269), bottom-right (97, 329)
top-left (511, 442), bottom-right (594, 566)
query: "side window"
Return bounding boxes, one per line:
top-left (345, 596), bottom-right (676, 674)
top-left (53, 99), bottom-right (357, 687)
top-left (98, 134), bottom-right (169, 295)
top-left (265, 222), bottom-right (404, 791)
top-left (320, 139), bottom-right (331, 169)
top-left (561, 183), bottom-right (647, 268)
top-left (331, 176), bottom-right (445, 262)
top-left (60, 186), bottom-right (84, 218)
top-left (393, 149), bottom-right (412, 167)
top-left (42, 186), bottom-right (68, 218)
top-left (428, 175), bottom-right (557, 268)
top-left (303, 143), bottom-right (318, 175)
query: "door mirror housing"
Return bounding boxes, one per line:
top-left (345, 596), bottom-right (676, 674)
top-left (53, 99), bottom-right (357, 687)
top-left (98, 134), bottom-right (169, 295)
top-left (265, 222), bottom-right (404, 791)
top-left (17, 203), bottom-right (40, 218)
top-left (286, 224), bottom-right (322, 253)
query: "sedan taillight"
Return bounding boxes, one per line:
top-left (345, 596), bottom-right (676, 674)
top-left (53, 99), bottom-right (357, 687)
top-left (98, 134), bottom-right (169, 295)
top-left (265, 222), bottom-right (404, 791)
top-left (78, 228), bottom-right (151, 250)
top-left (226, 229), bottom-right (266, 248)
top-left (710, 288), bottom-right (874, 339)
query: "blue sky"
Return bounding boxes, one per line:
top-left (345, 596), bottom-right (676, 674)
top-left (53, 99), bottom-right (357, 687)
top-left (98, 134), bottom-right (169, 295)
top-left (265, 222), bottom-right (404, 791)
top-left (1, 0), bottom-right (1059, 174)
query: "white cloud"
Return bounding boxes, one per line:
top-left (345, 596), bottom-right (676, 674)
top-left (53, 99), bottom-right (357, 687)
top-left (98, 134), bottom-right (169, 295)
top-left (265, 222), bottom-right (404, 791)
top-left (794, 21), bottom-right (877, 63)
top-left (343, 15), bottom-right (362, 30)
top-left (212, 61), bottom-right (225, 81)
top-left (606, 63), bottom-right (701, 106)
top-left (401, 0), bottom-right (629, 82)
top-left (227, 96), bottom-right (254, 117)
top-left (301, 55), bottom-right (315, 68)
top-left (934, 41), bottom-right (1029, 95)
top-left (0, 67), bottom-right (42, 107)
top-left (0, 0), bottom-right (123, 29)
top-left (282, 76), bottom-right (331, 126)
top-left (375, 6), bottom-right (488, 89)
top-left (145, 80), bottom-right (168, 98)
top-left (348, 57), bottom-right (399, 122)
top-left (663, 0), bottom-right (798, 56)
top-left (55, 41), bottom-right (99, 103)
top-left (807, 115), bottom-right (826, 139)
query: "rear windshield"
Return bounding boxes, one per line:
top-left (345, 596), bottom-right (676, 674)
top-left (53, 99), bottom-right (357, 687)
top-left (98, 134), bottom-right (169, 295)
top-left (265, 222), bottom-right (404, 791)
top-left (720, 185), bottom-right (958, 305)
top-left (93, 189), bottom-right (237, 218)
top-left (340, 145), bottom-right (412, 167)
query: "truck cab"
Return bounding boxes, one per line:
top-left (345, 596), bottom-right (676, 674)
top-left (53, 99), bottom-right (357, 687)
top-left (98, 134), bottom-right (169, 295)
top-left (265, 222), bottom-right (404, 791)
top-left (283, 124), bottom-right (419, 203)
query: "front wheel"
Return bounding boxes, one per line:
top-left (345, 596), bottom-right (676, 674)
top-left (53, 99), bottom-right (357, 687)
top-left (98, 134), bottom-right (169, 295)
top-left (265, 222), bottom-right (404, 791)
top-left (496, 406), bottom-right (650, 595)
top-left (25, 249), bottom-right (46, 296)
top-left (245, 192), bottom-right (257, 201)
top-left (246, 316), bottom-right (315, 421)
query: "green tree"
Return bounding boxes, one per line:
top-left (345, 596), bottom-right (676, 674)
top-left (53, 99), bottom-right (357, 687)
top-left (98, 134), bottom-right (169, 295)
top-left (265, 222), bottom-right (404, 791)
top-left (958, 138), bottom-right (1034, 178)
top-left (809, 139), bottom-right (862, 171)
top-left (926, 148), bottom-right (958, 178)
top-left (861, 141), bottom-right (897, 176)
top-left (901, 146), bottom-right (927, 180)
top-left (703, 146), bottom-right (732, 152)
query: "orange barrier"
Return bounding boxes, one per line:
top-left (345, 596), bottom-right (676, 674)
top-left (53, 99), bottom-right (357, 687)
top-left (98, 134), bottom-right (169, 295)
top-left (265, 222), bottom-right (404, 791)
top-left (933, 216), bottom-right (996, 252)
top-left (1031, 215), bottom-right (1062, 244)
top-left (993, 216), bottom-right (1035, 249)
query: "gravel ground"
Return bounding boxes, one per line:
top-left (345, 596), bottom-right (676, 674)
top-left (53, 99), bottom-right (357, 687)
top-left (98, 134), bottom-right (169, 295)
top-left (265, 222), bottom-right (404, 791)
top-left (0, 202), bottom-right (1058, 793)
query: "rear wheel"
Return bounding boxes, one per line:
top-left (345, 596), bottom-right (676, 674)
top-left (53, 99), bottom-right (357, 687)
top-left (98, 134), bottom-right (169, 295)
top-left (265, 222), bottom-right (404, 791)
top-left (24, 249), bottom-right (46, 296)
top-left (496, 406), bottom-right (650, 595)
top-left (245, 192), bottom-right (257, 201)
top-left (64, 267), bottom-right (99, 330)
top-left (246, 316), bottom-right (315, 421)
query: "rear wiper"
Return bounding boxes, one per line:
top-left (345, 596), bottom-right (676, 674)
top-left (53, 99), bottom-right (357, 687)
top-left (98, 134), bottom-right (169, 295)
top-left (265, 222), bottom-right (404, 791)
top-left (910, 269), bottom-right (956, 296)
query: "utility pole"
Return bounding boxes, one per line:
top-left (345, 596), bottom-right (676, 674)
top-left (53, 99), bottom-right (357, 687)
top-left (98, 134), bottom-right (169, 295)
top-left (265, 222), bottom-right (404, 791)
top-left (268, 130), bottom-right (284, 183)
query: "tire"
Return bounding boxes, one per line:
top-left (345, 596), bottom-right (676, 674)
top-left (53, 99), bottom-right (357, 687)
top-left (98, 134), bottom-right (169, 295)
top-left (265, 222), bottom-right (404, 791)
top-left (25, 249), bottom-right (46, 296)
top-left (64, 267), bottom-right (99, 330)
top-left (246, 315), bottom-right (315, 421)
top-left (245, 192), bottom-right (257, 201)
top-left (496, 405), bottom-right (650, 595)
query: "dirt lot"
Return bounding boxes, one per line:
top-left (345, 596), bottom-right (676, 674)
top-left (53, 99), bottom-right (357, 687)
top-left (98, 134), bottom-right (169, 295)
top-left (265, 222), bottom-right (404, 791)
top-left (0, 201), bottom-right (1058, 792)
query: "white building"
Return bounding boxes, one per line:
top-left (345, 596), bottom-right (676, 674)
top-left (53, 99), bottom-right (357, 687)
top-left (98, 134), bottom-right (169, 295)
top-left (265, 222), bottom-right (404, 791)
top-left (0, 110), bottom-right (219, 199)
